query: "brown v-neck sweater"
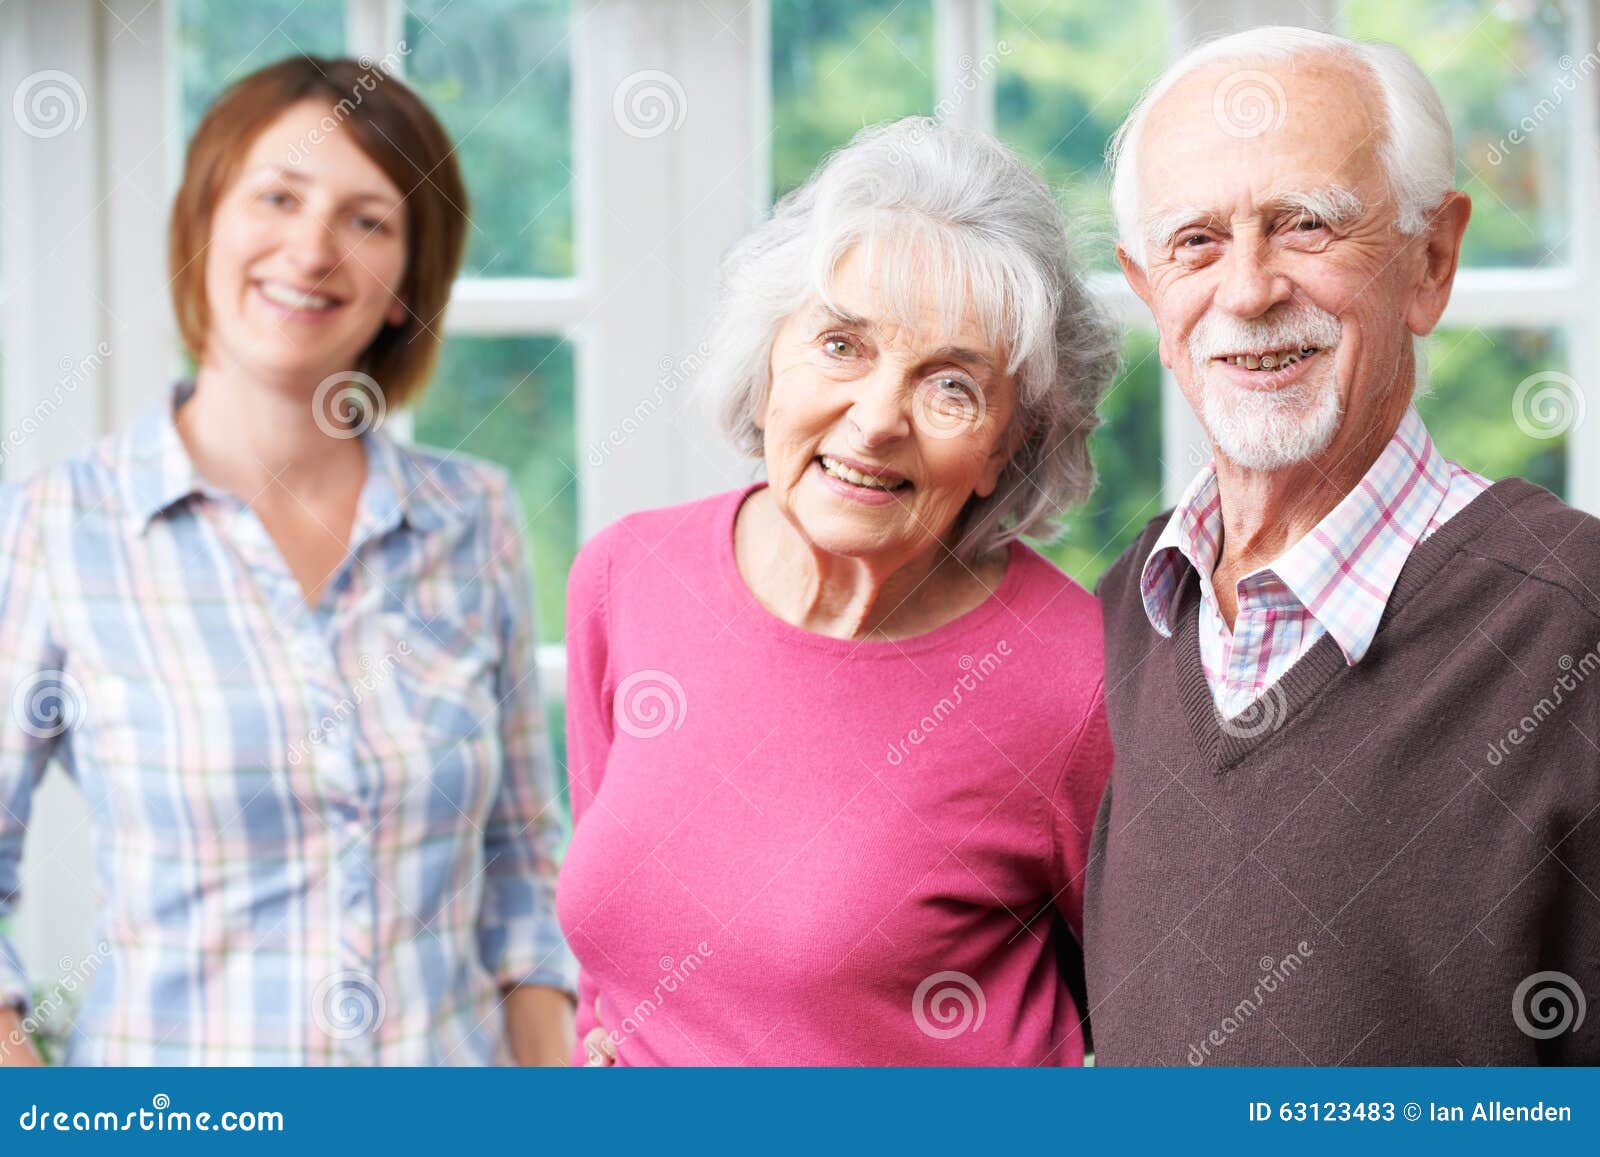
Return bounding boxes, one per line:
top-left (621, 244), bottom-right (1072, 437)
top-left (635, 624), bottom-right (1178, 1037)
top-left (1085, 478), bottom-right (1600, 1065)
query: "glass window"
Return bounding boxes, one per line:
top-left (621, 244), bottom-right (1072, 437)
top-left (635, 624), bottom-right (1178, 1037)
top-left (1417, 327), bottom-right (1568, 495)
top-left (1039, 330), bottom-right (1164, 587)
top-left (994, 0), bottom-right (1169, 272)
top-left (770, 0), bottom-right (936, 200)
top-left (173, 0), bottom-right (345, 140)
top-left (411, 336), bottom-right (578, 645)
top-left (404, 0), bottom-right (574, 278)
top-left (1343, 0), bottom-right (1572, 267)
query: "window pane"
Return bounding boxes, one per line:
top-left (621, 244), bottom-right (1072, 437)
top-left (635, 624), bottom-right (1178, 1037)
top-left (1038, 330), bottom-right (1164, 588)
top-left (404, 0), bottom-right (574, 277)
top-left (1343, 0), bottom-right (1572, 267)
top-left (770, 0), bottom-right (935, 200)
top-left (173, 0), bottom-right (345, 139)
top-left (411, 337), bottom-right (577, 643)
top-left (1417, 327), bottom-right (1568, 495)
top-left (994, 0), bottom-right (1169, 271)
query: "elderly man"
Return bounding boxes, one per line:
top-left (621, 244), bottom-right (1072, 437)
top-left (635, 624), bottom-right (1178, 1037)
top-left (1084, 26), bottom-right (1599, 1065)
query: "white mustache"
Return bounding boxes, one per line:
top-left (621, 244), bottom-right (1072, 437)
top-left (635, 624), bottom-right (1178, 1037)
top-left (1188, 306), bottom-right (1342, 363)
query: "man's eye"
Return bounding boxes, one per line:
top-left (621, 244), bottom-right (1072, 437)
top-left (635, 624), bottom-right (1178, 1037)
top-left (1292, 216), bottom-right (1326, 231)
top-left (1178, 233), bottom-right (1212, 248)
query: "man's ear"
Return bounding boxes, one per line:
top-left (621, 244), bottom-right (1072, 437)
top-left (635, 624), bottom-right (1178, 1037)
top-left (1118, 244), bottom-right (1172, 369)
top-left (1406, 191), bottom-right (1471, 338)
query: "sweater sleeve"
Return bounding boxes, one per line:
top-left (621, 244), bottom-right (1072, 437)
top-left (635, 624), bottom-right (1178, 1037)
top-left (562, 528), bottom-right (615, 1064)
top-left (1050, 680), bottom-right (1113, 937)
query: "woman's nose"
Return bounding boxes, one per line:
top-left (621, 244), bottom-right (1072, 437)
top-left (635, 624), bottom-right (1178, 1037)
top-left (846, 367), bottom-right (912, 447)
top-left (283, 210), bottom-right (340, 274)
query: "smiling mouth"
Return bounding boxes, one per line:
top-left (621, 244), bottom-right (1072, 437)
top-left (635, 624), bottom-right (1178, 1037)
top-left (816, 455), bottom-right (911, 492)
top-left (1213, 345), bottom-right (1323, 372)
top-left (255, 280), bottom-right (344, 314)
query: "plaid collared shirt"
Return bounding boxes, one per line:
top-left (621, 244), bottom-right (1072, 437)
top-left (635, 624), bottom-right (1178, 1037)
top-left (0, 383), bottom-right (575, 1065)
top-left (1140, 407), bottom-right (1491, 719)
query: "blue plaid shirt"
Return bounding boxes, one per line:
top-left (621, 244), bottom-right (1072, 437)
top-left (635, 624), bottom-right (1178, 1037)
top-left (0, 383), bottom-right (575, 1065)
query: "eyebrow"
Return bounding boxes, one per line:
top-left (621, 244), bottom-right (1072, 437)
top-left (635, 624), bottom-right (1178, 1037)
top-left (1142, 184), bottom-right (1366, 249)
top-left (812, 306), bottom-right (998, 373)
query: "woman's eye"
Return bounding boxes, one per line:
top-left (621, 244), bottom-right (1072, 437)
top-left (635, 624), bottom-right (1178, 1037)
top-left (261, 190), bottom-right (296, 210)
top-left (353, 214), bottom-right (388, 233)
top-left (822, 336), bottom-right (856, 357)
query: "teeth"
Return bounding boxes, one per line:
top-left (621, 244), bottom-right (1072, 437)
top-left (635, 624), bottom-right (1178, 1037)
top-left (259, 281), bottom-right (335, 311)
top-left (820, 455), bottom-right (904, 491)
top-left (1226, 346), bottom-right (1317, 370)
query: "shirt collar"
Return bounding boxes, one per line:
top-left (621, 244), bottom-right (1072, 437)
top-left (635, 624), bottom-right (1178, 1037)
top-left (1138, 407), bottom-right (1454, 664)
top-left (120, 380), bottom-right (454, 540)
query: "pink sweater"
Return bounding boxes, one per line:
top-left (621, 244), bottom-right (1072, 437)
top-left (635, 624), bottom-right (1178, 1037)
top-left (556, 485), bottom-right (1110, 1065)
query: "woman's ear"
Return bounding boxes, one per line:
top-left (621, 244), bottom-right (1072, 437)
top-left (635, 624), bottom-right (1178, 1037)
top-left (387, 296), bottom-right (409, 327)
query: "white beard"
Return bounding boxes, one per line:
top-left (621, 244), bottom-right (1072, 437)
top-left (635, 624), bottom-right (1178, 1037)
top-left (1200, 370), bottom-right (1343, 471)
top-left (1187, 306), bottom-right (1344, 472)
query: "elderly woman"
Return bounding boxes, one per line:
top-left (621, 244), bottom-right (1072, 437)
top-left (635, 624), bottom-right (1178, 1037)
top-left (557, 118), bottom-right (1120, 1066)
top-left (0, 57), bottom-right (574, 1066)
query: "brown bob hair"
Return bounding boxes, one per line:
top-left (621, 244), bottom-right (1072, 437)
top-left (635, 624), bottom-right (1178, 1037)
top-left (168, 56), bottom-right (468, 408)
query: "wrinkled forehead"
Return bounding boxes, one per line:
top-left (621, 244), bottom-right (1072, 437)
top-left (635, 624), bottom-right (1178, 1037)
top-left (1136, 55), bottom-right (1389, 224)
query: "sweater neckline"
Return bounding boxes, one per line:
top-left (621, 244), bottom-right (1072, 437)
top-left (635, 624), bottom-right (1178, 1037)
top-left (1172, 475), bottom-right (1545, 770)
top-left (715, 482), bottom-right (1030, 657)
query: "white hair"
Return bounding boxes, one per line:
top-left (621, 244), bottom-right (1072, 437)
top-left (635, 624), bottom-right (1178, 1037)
top-left (1109, 25), bottom-right (1456, 266)
top-left (699, 116), bottom-right (1121, 563)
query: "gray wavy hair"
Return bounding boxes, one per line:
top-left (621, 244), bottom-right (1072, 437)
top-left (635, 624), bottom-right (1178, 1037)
top-left (699, 116), bottom-right (1121, 564)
